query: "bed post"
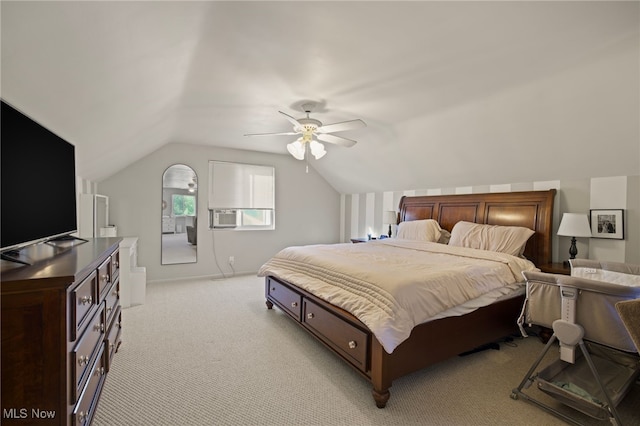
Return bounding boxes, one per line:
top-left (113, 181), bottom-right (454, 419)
top-left (370, 338), bottom-right (392, 408)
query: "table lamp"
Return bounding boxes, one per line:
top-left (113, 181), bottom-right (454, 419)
top-left (557, 213), bottom-right (592, 263)
top-left (384, 211), bottom-right (397, 238)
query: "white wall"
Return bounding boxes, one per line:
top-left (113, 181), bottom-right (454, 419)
top-left (589, 176), bottom-right (633, 262)
top-left (343, 175), bottom-right (640, 265)
top-left (98, 143), bottom-right (341, 281)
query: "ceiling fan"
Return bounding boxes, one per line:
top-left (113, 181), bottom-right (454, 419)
top-left (244, 102), bottom-right (366, 161)
top-left (187, 177), bottom-right (197, 193)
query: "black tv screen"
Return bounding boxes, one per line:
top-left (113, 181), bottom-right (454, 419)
top-left (1, 100), bottom-right (78, 252)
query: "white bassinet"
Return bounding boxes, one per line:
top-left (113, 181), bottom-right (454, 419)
top-left (511, 260), bottom-right (640, 426)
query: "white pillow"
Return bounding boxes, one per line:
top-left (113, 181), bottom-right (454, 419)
top-left (448, 221), bottom-right (535, 257)
top-left (396, 219), bottom-right (443, 242)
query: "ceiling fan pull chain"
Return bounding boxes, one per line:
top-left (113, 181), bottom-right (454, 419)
top-left (305, 143), bottom-right (310, 173)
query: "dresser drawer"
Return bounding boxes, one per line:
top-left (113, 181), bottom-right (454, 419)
top-left (71, 271), bottom-right (98, 340)
top-left (302, 299), bottom-right (369, 372)
top-left (72, 304), bottom-right (105, 403)
top-left (266, 278), bottom-right (302, 320)
top-left (105, 307), bottom-right (122, 372)
top-left (73, 344), bottom-right (106, 426)
top-left (97, 258), bottom-right (112, 300)
top-left (104, 280), bottom-right (120, 325)
top-left (110, 249), bottom-right (120, 282)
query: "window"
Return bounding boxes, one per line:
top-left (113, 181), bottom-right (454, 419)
top-left (172, 194), bottom-right (196, 216)
top-left (208, 161), bottom-right (275, 230)
top-left (239, 209), bottom-right (272, 227)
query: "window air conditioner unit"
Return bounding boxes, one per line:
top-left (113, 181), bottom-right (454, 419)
top-left (213, 210), bottom-right (237, 228)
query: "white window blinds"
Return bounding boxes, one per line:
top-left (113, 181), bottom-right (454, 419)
top-left (208, 161), bottom-right (275, 210)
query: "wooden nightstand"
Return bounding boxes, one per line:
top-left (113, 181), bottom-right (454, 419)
top-left (538, 262), bottom-right (571, 275)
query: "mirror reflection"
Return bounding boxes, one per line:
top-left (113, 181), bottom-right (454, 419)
top-left (162, 164), bottom-right (197, 265)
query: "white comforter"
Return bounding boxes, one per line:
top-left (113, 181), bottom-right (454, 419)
top-left (257, 239), bottom-right (537, 354)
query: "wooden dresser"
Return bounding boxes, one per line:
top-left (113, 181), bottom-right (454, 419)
top-left (1, 238), bottom-right (122, 425)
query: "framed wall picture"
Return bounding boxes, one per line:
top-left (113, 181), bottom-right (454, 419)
top-left (590, 209), bottom-right (624, 239)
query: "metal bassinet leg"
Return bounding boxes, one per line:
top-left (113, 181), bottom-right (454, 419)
top-left (512, 334), bottom-right (558, 395)
top-left (511, 335), bottom-right (627, 426)
top-left (577, 341), bottom-right (623, 426)
top-left (511, 335), bottom-right (588, 426)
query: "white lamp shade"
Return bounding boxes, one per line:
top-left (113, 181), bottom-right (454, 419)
top-left (384, 210), bottom-right (397, 225)
top-left (309, 140), bottom-right (326, 159)
top-left (287, 140), bottom-right (305, 160)
top-left (557, 213), bottom-right (592, 237)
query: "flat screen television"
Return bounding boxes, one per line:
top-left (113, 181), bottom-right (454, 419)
top-left (1, 100), bottom-right (78, 253)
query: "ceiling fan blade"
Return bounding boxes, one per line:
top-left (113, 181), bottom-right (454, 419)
top-left (278, 111), bottom-right (302, 129)
top-left (317, 119), bottom-right (366, 134)
top-left (317, 133), bottom-right (357, 148)
top-left (244, 131), bottom-right (299, 137)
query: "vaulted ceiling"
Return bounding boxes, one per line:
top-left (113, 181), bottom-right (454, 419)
top-left (2, 1), bottom-right (638, 194)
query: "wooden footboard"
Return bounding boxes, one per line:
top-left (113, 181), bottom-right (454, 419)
top-left (371, 293), bottom-right (525, 406)
top-left (265, 275), bottom-right (525, 408)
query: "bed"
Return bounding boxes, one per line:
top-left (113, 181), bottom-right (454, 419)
top-left (259, 189), bottom-right (556, 408)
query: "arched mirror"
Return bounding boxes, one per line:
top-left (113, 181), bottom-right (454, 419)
top-left (162, 164), bottom-right (197, 264)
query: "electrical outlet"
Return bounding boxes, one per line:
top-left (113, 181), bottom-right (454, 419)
top-left (228, 256), bottom-right (235, 266)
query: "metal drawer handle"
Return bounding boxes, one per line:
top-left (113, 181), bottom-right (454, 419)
top-left (291, 302), bottom-right (298, 308)
top-left (80, 296), bottom-right (93, 305)
top-left (78, 355), bottom-right (89, 366)
top-left (348, 340), bottom-right (357, 349)
top-left (94, 323), bottom-right (105, 332)
top-left (113, 261), bottom-right (119, 268)
top-left (77, 411), bottom-right (87, 423)
top-left (95, 367), bottom-right (105, 377)
top-left (307, 313), bottom-right (315, 319)
top-left (271, 287), bottom-right (276, 292)
top-left (106, 306), bottom-right (113, 314)
top-left (112, 289), bottom-right (119, 297)
top-left (102, 274), bottom-right (110, 283)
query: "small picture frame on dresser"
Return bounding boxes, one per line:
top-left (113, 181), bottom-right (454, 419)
top-left (590, 209), bottom-right (624, 240)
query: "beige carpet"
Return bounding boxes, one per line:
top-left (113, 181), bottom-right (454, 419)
top-left (93, 274), bottom-right (640, 426)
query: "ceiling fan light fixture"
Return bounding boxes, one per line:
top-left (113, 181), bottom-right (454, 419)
top-left (246, 102), bottom-right (366, 166)
top-left (287, 140), bottom-right (305, 160)
top-left (310, 140), bottom-right (326, 160)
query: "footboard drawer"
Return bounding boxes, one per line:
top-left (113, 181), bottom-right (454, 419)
top-left (302, 298), bottom-right (369, 372)
top-left (266, 277), bottom-right (302, 320)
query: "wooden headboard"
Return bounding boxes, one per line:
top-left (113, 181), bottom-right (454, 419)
top-left (398, 189), bottom-right (556, 266)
